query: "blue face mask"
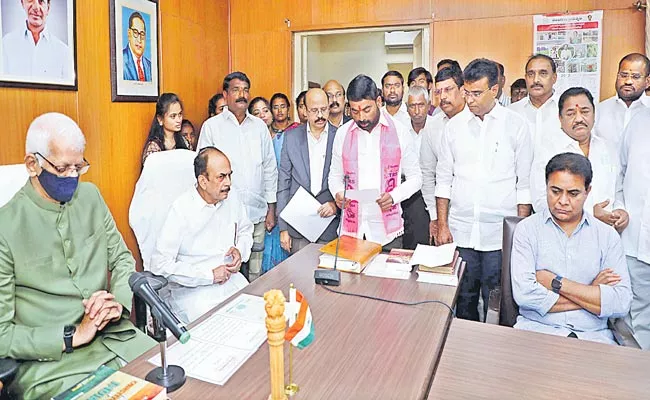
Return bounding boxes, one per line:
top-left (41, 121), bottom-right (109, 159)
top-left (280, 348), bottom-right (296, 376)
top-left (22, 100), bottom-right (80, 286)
top-left (38, 168), bottom-right (79, 203)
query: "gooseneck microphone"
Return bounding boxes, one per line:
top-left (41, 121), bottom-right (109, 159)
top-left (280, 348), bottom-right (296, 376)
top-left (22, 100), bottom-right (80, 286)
top-left (129, 272), bottom-right (190, 344)
top-left (314, 175), bottom-right (349, 286)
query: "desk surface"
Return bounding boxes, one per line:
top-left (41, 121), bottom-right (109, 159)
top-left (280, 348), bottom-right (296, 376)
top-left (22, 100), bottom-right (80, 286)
top-left (428, 318), bottom-right (650, 399)
top-left (123, 244), bottom-right (460, 400)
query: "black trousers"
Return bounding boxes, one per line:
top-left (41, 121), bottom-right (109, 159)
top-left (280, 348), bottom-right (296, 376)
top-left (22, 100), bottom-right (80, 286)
top-left (401, 190), bottom-right (430, 250)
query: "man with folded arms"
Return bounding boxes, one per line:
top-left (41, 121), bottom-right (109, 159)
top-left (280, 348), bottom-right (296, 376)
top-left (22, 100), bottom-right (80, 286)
top-left (151, 147), bottom-right (252, 324)
top-left (329, 74), bottom-right (422, 251)
top-left (278, 88), bottom-right (339, 254)
top-left (0, 113), bottom-right (154, 399)
top-left (512, 153), bottom-right (632, 344)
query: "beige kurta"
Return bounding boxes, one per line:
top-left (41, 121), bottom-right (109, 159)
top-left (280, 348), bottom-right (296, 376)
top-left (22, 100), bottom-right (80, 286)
top-left (0, 180), bottom-right (155, 399)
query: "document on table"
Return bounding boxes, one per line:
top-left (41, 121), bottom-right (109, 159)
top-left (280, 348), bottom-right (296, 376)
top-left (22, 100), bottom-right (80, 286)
top-left (410, 243), bottom-right (457, 267)
top-left (280, 186), bottom-right (335, 242)
top-left (346, 188), bottom-right (380, 203)
top-left (148, 294), bottom-right (272, 386)
top-left (362, 254), bottom-right (411, 280)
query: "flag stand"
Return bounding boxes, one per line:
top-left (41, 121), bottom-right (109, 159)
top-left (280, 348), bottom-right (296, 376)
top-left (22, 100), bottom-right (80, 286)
top-left (285, 283), bottom-right (300, 397)
top-left (284, 345), bottom-right (299, 396)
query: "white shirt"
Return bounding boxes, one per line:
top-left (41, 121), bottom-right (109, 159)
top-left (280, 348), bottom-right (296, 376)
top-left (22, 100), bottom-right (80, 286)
top-left (642, 92), bottom-right (650, 108)
top-left (197, 107), bottom-right (278, 223)
top-left (150, 187), bottom-right (252, 323)
top-left (594, 95), bottom-right (648, 151)
top-left (2, 24), bottom-right (74, 81)
top-left (530, 133), bottom-right (619, 214)
top-left (420, 112), bottom-right (453, 221)
top-left (307, 123), bottom-right (329, 195)
top-left (381, 103), bottom-right (411, 128)
top-left (617, 109), bottom-right (650, 262)
top-left (498, 92), bottom-right (511, 107)
top-left (329, 112), bottom-right (422, 245)
top-left (436, 104), bottom-right (533, 251)
top-left (509, 95), bottom-right (564, 161)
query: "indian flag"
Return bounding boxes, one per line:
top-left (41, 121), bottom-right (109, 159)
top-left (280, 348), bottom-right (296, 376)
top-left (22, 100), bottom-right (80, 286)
top-left (285, 287), bottom-right (314, 349)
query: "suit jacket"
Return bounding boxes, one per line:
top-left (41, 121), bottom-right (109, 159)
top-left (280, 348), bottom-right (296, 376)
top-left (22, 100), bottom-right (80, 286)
top-left (123, 45), bottom-right (152, 81)
top-left (0, 181), bottom-right (155, 399)
top-left (278, 123), bottom-right (339, 242)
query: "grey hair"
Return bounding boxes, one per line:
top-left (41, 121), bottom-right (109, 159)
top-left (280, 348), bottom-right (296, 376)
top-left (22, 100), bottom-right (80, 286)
top-left (407, 85), bottom-right (430, 105)
top-left (25, 113), bottom-right (86, 162)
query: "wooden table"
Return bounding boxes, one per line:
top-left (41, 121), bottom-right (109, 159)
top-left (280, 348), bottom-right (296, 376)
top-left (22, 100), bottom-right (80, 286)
top-left (123, 244), bottom-right (461, 399)
top-left (428, 318), bottom-right (650, 399)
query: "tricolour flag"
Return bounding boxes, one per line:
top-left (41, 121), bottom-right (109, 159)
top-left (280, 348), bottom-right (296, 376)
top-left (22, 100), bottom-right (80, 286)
top-left (284, 287), bottom-right (314, 349)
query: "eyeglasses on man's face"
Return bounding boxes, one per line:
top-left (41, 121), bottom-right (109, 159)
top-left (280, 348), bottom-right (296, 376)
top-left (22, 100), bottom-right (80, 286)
top-left (35, 152), bottom-right (90, 175)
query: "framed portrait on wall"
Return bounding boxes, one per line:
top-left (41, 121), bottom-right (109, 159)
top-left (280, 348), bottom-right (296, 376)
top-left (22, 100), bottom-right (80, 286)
top-left (0, 0), bottom-right (77, 90)
top-left (109, 0), bottom-right (158, 102)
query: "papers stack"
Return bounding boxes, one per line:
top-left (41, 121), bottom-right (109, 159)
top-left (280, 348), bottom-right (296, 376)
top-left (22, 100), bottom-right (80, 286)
top-left (362, 254), bottom-right (411, 280)
top-left (411, 243), bottom-right (461, 286)
top-left (318, 253), bottom-right (365, 273)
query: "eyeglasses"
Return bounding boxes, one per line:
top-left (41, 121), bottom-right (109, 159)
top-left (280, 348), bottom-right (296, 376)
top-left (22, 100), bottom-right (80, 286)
top-left (617, 72), bottom-right (646, 81)
top-left (462, 88), bottom-right (490, 99)
top-left (326, 92), bottom-right (344, 100)
top-left (36, 152), bottom-right (90, 175)
top-left (434, 86), bottom-right (458, 96)
top-left (307, 107), bottom-right (329, 115)
top-left (130, 28), bottom-right (146, 41)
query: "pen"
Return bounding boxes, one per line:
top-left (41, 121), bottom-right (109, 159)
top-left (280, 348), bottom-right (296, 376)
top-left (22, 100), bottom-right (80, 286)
top-left (234, 222), bottom-right (237, 246)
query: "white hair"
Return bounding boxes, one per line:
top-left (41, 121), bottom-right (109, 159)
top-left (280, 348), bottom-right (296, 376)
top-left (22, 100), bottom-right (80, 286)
top-left (25, 113), bottom-right (86, 162)
top-left (407, 85), bottom-right (430, 105)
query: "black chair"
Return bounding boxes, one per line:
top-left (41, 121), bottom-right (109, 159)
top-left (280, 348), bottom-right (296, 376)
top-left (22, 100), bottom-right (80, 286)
top-left (486, 216), bottom-right (641, 348)
top-left (0, 358), bottom-right (18, 399)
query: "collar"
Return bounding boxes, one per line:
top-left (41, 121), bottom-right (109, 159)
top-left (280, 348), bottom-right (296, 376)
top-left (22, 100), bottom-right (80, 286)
top-left (351, 110), bottom-right (391, 133)
top-left (222, 107), bottom-right (254, 125)
top-left (307, 122), bottom-right (330, 139)
top-left (23, 178), bottom-right (73, 212)
top-left (23, 23), bottom-right (51, 42)
top-left (191, 185), bottom-right (223, 210)
top-left (524, 93), bottom-right (557, 110)
top-left (468, 102), bottom-right (504, 122)
top-left (543, 203), bottom-right (591, 231)
top-left (615, 95), bottom-right (645, 109)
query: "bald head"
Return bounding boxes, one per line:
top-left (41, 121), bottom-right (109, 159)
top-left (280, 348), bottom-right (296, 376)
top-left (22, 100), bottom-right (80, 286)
top-left (194, 146), bottom-right (232, 204)
top-left (323, 80), bottom-right (345, 116)
top-left (305, 88), bottom-right (330, 132)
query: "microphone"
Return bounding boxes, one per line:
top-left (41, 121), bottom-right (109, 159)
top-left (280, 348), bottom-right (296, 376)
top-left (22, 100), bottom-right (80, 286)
top-left (129, 272), bottom-right (190, 344)
top-left (314, 175), bottom-right (348, 286)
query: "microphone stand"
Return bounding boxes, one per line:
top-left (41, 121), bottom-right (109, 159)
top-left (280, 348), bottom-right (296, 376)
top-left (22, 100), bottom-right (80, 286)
top-left (145, 304), bottom-right (186, 392)
top-left (314, 175), bottom-right (348, 286)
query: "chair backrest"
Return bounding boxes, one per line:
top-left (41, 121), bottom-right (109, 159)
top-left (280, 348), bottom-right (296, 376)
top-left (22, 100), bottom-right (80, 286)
top-left (129, 149), bottom-right (197, 271)
top-left (500, 216), bottom-right (524, 327)
top-left (0, 164), bottom-right (29, 208)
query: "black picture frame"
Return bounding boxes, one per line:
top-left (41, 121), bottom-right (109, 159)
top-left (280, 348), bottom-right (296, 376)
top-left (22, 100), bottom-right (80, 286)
top-left (109, 0), bottom-right (159, 102)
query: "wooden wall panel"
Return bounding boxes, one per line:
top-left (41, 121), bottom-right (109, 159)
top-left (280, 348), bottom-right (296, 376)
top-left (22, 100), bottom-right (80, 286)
top-left (433, 0), bottom-right (567, 21)
top-left (0, 0), bottom-right (229, 269)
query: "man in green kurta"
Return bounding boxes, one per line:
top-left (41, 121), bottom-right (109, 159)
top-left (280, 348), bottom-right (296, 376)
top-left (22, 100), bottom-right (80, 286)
top-left (0, 113), bottom-right (155, 399)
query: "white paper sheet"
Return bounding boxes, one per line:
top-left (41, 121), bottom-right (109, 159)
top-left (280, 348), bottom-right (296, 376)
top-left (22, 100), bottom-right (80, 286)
top-left (148, 294), bottom-right (273, 386)
top-left (410, 243), bottom-right (457, 267)
top-left (362, 254), bottom-right (411, 280)
top-left (346, 188), bottom-right (380, 203)
top-left (280, 186), bottom-right (335, 242)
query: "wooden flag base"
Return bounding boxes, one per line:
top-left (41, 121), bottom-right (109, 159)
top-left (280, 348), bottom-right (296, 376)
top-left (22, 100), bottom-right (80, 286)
top-left (265, 289), bottom-right (288, 400)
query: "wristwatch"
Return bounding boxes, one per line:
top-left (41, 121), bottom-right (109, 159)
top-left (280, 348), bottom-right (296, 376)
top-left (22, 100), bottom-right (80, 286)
top-left (551, 275), bottom-right (563, 294)
top-left (64, 325), bottom-right (76, 353)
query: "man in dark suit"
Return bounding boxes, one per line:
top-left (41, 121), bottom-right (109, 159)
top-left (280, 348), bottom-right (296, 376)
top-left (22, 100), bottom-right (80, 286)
top-left (123, 11), bottom-right (151, 81)
top-left (278, 88), bottom-right (340, 254)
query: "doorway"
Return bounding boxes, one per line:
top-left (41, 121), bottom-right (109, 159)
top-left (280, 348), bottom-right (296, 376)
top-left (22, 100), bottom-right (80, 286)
top-left (292, 25), bottom-right (430, 103)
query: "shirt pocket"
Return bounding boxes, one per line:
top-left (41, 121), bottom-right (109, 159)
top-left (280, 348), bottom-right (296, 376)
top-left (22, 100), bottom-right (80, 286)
top-left (81, 228), bottom-right (108, 273)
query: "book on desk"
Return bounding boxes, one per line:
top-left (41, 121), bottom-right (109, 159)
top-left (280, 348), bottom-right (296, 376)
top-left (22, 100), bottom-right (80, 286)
top-left (52, 365), bottom-right (165, 400)
top-left (318, 235), bottom-right (382, 273)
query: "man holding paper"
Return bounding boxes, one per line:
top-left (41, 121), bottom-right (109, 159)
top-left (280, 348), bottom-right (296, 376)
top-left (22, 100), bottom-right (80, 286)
top-left (150, 147), bottom-right (252, 323)
top-left (329, 74), bottom-right (422, 250)
top-left (278, 89), bottom-right (340, 254)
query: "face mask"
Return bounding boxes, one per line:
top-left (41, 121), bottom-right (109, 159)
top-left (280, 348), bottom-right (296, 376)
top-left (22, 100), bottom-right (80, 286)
top-left (38, 168), bottom-right (79, 203)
